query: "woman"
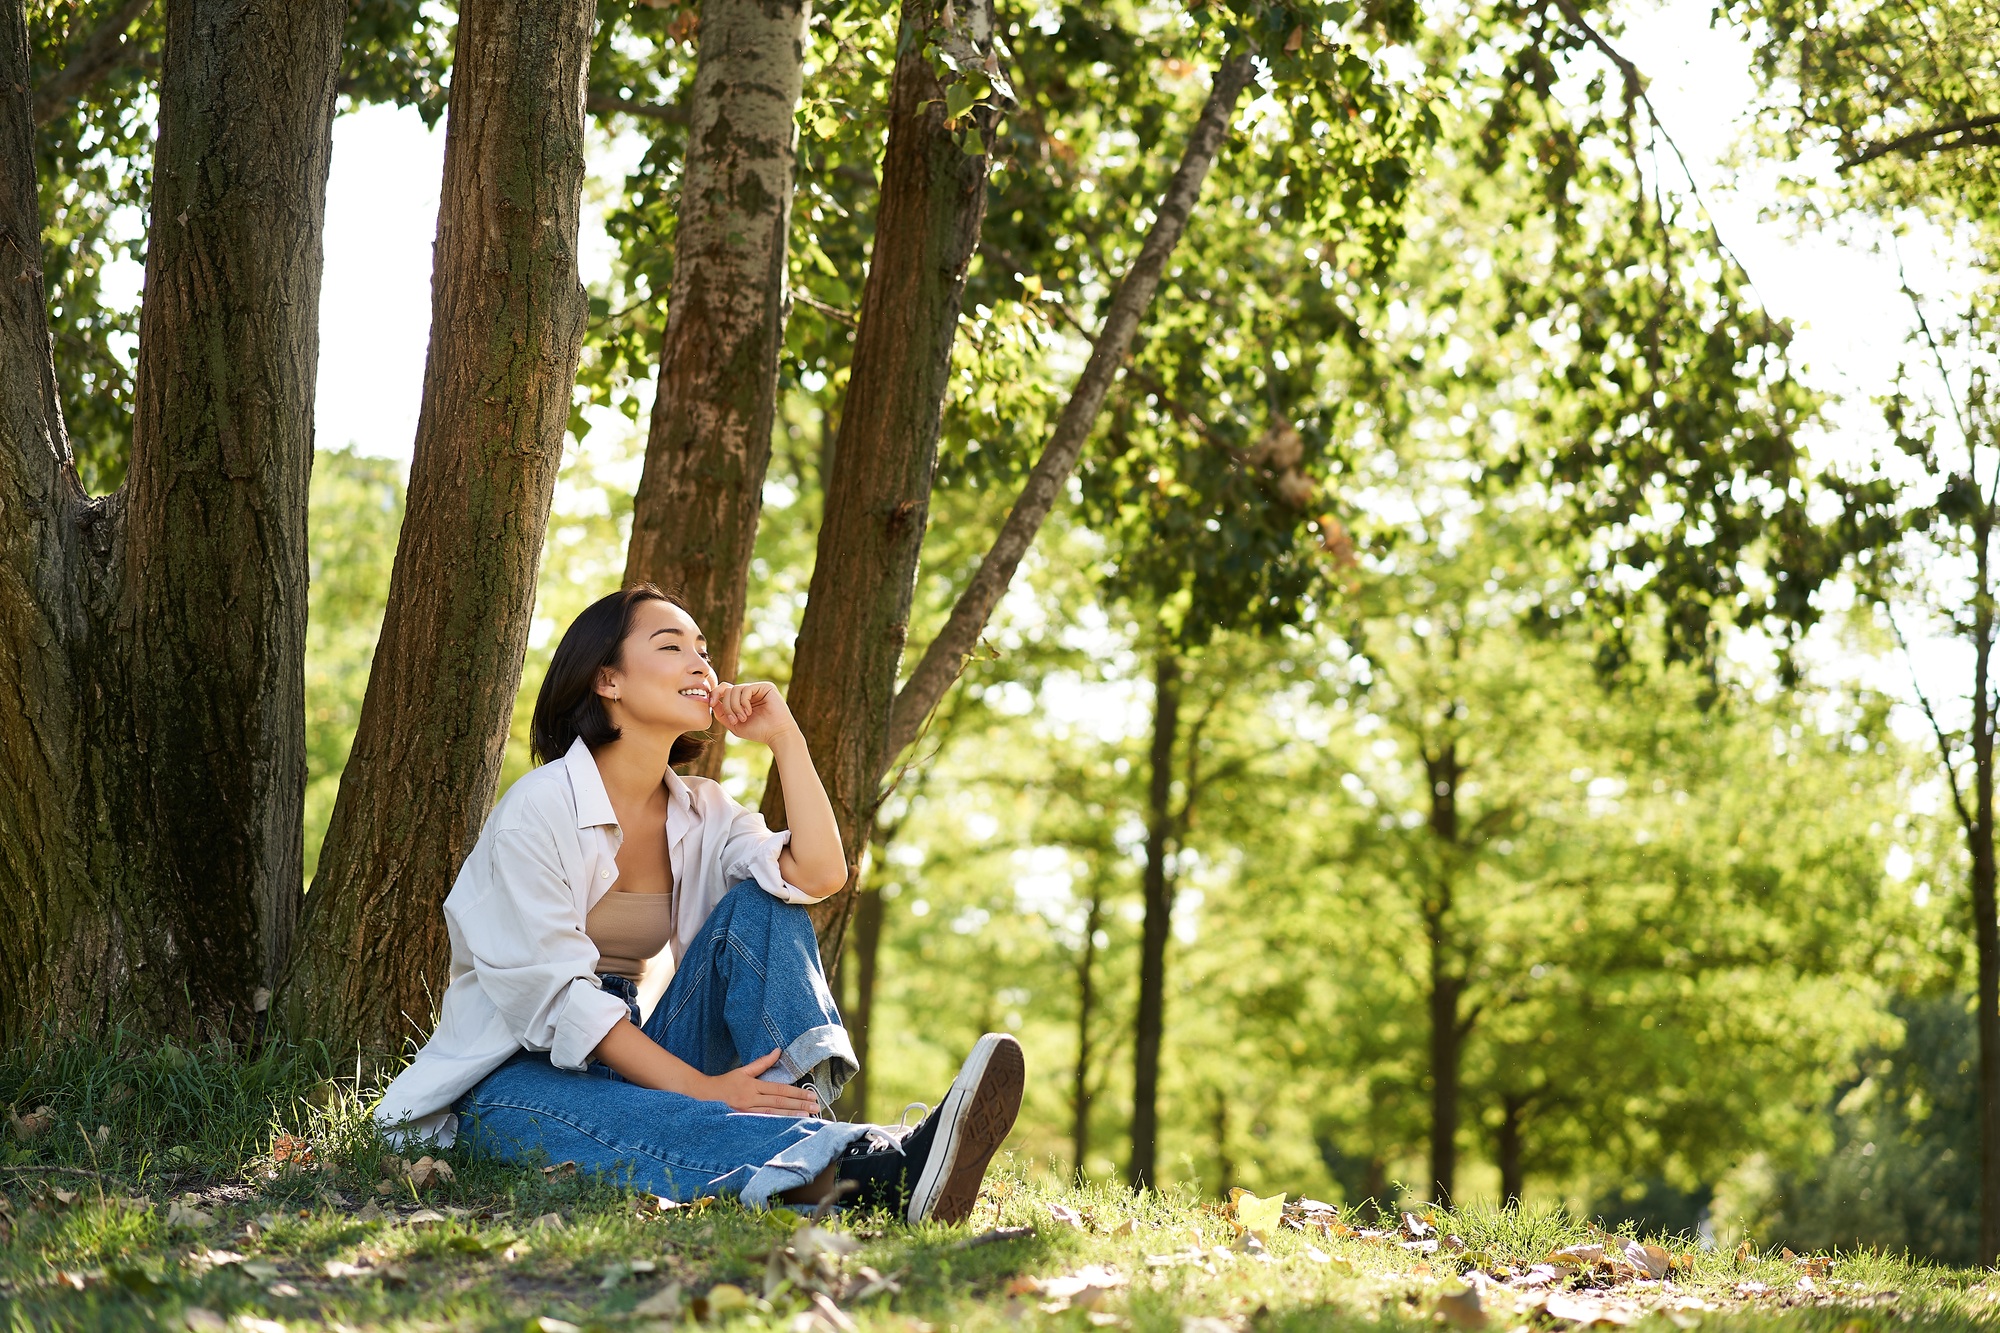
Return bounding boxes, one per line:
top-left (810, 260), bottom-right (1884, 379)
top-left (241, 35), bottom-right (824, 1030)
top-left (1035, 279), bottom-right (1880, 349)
top-left (373, 584), bottom-right (1024, 1222)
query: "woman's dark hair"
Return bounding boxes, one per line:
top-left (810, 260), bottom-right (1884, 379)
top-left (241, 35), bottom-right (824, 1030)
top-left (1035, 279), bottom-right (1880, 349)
top-left (530, 584), bottom-right (712, 767)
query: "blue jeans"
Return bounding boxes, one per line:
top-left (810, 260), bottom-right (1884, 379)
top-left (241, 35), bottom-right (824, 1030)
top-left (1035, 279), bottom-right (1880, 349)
top-left (458, 882), bottom-right (868, 1207)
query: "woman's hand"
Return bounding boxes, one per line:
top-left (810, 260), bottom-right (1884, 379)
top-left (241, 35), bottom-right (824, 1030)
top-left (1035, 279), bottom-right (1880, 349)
top-left (700, 1049), bottom-right (822, 1116)
top-left (711, 682), bottom-right (800, 747)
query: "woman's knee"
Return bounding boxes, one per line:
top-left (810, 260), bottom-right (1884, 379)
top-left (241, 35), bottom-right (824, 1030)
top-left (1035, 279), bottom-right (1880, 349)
top-left (720, 880), bottom-right (813, 931)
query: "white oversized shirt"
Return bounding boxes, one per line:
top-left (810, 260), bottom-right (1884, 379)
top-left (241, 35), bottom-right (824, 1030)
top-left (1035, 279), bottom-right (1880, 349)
top-left (371, 737), bottom-right (811, 1145)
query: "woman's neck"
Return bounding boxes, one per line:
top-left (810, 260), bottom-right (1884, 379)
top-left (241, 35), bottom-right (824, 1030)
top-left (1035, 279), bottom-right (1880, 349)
top-left (591, 729), bottom-right (680, 811)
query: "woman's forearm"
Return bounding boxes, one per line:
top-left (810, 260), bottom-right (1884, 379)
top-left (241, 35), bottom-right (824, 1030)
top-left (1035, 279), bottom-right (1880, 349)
top-left (591, 1018), bottom-right (708, 1094)
top-left (769, 729), bottom-right (848, 897)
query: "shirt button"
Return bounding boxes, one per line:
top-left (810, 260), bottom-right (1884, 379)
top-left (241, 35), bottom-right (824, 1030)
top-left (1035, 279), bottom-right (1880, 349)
top-left (601, 870), bottom-right (612, 879)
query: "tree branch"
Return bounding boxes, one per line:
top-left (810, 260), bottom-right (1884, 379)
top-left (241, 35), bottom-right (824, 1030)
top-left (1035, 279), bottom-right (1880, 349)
top-left (1888, 602), bottom-right (1977, 841)
top-left (32, 0), bottom-right (152, 126)
top-left (1847, 112), bottom-right (2000, 168)
top-left (586, 89), bottom-right (688, 124)
top-left (883, 51), bottom-right (1254, 764)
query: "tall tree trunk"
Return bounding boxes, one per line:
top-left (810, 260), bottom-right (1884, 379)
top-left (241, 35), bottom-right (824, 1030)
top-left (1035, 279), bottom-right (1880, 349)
top-left (1497, 1091), bottom-right (1527, 1208)
top-left (760, 0), bottom-right (1003, 965)
top-left (884, 53), bottom-right (1254, 763)
top-left (1072, 889), bottom-right (1104, 1178)
top-left (1973, 505), bottom-right (1999, 1264)
top-left (0, 0), bottom-right (342, 1043)
top-left (1425, 743), bottom-right (1462, 1204)
top-left (1127, 648), bottom-right (1180, 1190)
top-left (624, 0), bottom-right (808, 780)
top-left (286, 0), bottom-right (598, 1056)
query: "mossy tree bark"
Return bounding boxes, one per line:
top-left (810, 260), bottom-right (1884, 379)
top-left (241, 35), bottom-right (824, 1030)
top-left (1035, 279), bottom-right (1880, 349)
top-left (759, 0), bottom-right (1003, 962)
top-left (285, 0), bottom-right (599, 1057)
top-left (623, 0), bottom-right (808, 780)
top-left (0, 0), bottom-right (343, 1043)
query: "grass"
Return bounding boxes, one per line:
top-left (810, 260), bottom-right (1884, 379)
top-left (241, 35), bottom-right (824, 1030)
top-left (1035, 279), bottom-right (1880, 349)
top-left (2, 1034), bottom-right (1996, 1332)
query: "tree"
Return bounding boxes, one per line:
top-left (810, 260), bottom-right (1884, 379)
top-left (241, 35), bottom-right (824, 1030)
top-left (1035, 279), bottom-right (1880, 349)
top-left (1723, 0), bottom-right (2000, 1255)
top-left (621, 0), bottom-right (809, 781)
top-left (285, 0), bottom-right (601, 1055)
top-left (0, 0), bottom-right (345, 1043)
top-left (758, 0), bottom-right (1010, 952)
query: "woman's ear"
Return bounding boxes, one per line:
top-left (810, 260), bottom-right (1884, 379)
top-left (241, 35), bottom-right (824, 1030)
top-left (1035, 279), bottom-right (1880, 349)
top-left (596, 665), bottom-right (621, 703)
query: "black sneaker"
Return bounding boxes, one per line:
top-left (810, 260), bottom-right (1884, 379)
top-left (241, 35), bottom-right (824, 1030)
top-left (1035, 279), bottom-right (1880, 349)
top-left (905, 1033), bottom-right (1024, 1224)
top-left (834, 1034), bottom-right (1025, 1225)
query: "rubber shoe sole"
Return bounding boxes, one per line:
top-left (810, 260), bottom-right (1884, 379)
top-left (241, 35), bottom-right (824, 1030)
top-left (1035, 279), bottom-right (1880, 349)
top-left (906, 1033), bottom-right (1025, 1225)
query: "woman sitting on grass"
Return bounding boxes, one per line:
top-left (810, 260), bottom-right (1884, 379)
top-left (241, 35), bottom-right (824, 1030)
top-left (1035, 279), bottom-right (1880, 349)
top-left (374, 584), bottom-right (1024, 1222)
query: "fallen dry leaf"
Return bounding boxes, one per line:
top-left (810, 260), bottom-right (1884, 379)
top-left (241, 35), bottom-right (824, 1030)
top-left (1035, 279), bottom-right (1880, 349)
top-left (1435, 1284), bottom-right (1488, 1330)
top-left (634, 1283), bottom-right (684, 1317)
top-left (1555, 1243), bottom-right (1605, 1266)
top-left (8, 1105), bottom-right (53, 1142)
top-left (1047, 1202), bottom-right (1085, 1229)
top-left (165, 1200), bottom-right (214, 1229)
top-left (541, 1160), bottom-right (578, 1181)
top-left (271, 1133), bottom-right (314, 1166)
top-left (1228, 1188), bottom-right (1285, 1240)
top-left (1543, 1293), bottom-right (1637, 1326)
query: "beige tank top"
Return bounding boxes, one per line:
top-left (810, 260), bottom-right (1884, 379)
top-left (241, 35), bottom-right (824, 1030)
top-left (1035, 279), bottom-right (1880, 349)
top-left (585, 892), bottom-right (674, 981)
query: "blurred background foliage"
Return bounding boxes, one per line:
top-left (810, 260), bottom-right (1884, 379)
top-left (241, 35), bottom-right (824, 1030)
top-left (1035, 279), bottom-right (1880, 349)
top-left (27, 0), bottom-right (1986, 1267)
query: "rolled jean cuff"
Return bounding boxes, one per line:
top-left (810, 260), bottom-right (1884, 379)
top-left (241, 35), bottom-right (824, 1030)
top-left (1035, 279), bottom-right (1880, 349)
top-left (759, 1023), bottom-right (858, 1100)
top-left (740, 1120), bottom-right (874, 1209)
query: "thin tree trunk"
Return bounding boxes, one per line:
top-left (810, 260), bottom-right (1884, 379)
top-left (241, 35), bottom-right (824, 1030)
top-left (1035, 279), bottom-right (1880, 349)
top-left (1974, 503), bottom-right (2000, 1264)
top-left (1425, 743), bottom-right (1462, 1204)
top-left (760, 0), bottom-right (1003, 966)
top-left (837, 876), bottom-right (886, 1120)
top-left (286, 0), bottom-right (598, 1056)
top-left (0, 0), bottom-right (342, 1044)
top-left (1127, 648), bottom-right (1180, 1190)
top-left (1497, 1091), bottom-right (1526, 1208)
top-left (1428, 927), bottom-right (1461, 1204)
top-left (884, 54), bottom-right (1254, 763)
top-left (624, 0), bottom-right (808, 781)
top-left (1212, 1089), bottom-right (1233, 1197)
top-left (1072, 889), bottom-right (1103, 1178)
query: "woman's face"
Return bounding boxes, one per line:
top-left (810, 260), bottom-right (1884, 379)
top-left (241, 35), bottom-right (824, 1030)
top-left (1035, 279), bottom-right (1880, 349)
top-left (597, 598), bottom-right (717, 737)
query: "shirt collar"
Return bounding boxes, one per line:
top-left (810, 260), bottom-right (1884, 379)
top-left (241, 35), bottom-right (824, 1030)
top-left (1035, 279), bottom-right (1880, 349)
top-left (563, 735), bottom-right (698, 832)
top-left (563, 737), bottom-right (618, 830)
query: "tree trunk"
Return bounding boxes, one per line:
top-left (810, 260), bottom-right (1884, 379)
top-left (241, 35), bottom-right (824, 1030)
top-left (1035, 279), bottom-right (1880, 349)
top-left (1127, 648), bottom-right (1180, 1190)
top-left (0, 0), bottom-right (342, 1044)
top-left (1425, 743), bottom-right (1462, 1204)
top-left (623, 0), bottom-right (808, 781)
top-left (760, 0), bottom-right (1002, 965)
top-left (285, 0), bottom-right (598, 1057)
top-left (1497, 1091), bottom-right (1527, 1208)
top-left (1973, 505), bottom-right (2000, 1264)
top-left (1211, 1089), bottom-right (1233, 1197)
top-left (836, 877), bottom-right (886, 1120)
top-left (1428, 930), bottom-right (1461, 1204)
top-left (1072, 889), bottom-right (1104, 1178)
top-left (884, 53), bottom-right (1254, 763)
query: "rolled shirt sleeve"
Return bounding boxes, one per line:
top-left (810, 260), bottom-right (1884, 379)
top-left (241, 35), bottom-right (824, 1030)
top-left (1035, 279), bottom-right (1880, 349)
top-left (447, 826), bottom-right (629, 1070)
top-left (710, 790), bottom-right (812, 904)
